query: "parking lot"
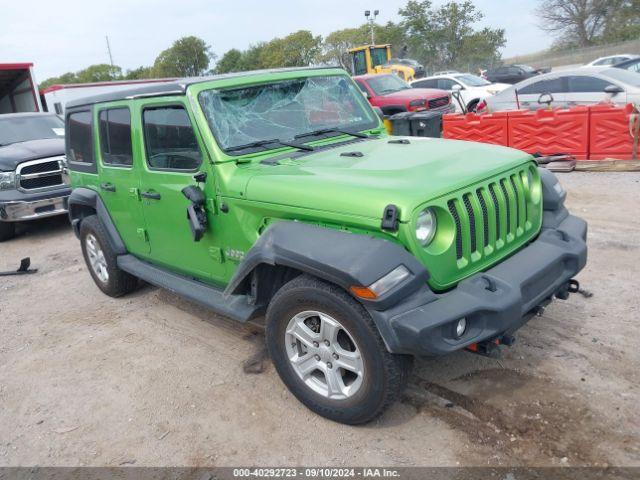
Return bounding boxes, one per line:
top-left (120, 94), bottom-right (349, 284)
top-left (1, 171), bottom-right (639, 467)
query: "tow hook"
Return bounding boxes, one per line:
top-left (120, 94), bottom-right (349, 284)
top-left (557, 278), bottom-right (593, 299)
top-left (466, 334), bottom-right (516, 357)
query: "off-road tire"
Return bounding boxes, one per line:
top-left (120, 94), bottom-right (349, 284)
top-left (0, 222), bottom-right (16, 242)
top-left (266, 274), bottom-right (412, 425)
top-left (79, 215), bottom-right (137, 297)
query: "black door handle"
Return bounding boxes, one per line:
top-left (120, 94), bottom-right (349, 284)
top-left (100, 182), bottom-right (116, 192)
top-left (141, 191), bottom-right (161, 200)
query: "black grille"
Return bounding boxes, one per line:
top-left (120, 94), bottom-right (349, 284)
top-left (20, 160), bottom-right (60, 175)
top-left (489, 184), bottom-right (501, 240)
top-left (448, 200), bottom-right (463, 260)
top-left (476, 189), bottom-right (489, 248)
top-left (429, 96), bottom-right (450, 109)
top-left (500, 180), bottom-right (511, 233)
top-left (20, 175), bottom-right (63, 190)
top-left (463, 194), bottom-right (477, 254)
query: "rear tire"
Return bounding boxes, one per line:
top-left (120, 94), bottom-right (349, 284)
top-left (467, 99), bottom-right (480, 112)
top-left (79, 215), bottom-right (137, 297)
top-left (0, 222), bottom-right (16, 242)
top-left (266, 274), bottom-right (412, 425)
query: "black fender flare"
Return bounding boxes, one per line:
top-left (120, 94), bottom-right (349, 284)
top-left (224, 221), bottom-right (429, 312)
top-left (380, 104), bottom-right (408, 116)
top-left (68, 187), bottom-right (127, 255)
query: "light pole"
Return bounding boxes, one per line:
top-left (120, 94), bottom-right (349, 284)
top-left (364, 9), bottom-right (379, 45)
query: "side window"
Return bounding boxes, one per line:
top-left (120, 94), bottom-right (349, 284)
top-left (629, 62), bottom-right (640, 73)
top-left (519, 77), bottom-right (564, 94)
top-left (413, 79), bottom-right (437, 88)
top-left (508, 67), bottom-right (522, 75)
top-left (99, 108), bottom-right (133, 166)
top-left (567, 76), bottom-right (613, 93)
top-left (67, 111), bottom-right (94, 164)
top-left (353, 51), bottom-right (367, 76)
top-left (437, 79), bottom-right (456, 90)
top-left (143, 106), bottom-right (202, 171)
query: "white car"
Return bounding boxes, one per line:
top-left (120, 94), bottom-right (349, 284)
top-left (411, 73), bottom-right (510, 112)
top-left (584, 54), bottom-right (640, 67)
top-left (481, 67), bottom-right (640, 112)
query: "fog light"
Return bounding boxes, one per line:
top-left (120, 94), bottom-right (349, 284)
top-left (455, 318), bottom-right (467, 338)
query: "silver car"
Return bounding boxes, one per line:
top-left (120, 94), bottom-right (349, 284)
top-left (482, 67), bottom-right (640, 112)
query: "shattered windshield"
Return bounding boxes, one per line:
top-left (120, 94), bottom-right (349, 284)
top-left (198, 75), bottom-right (378, 154)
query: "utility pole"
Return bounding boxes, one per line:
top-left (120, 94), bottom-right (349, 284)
top-left (364, 9), bottom-right (379, 45)
top-left (105, 35), bottom-right (114, 67)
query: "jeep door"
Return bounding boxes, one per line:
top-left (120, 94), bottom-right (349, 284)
top-left (135, 99), bottom-right (226, 284)
top-left (95, 104), bottom-right (149, 256)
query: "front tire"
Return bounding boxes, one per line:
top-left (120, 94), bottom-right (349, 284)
top-left (79, 215), bottom-right (137, 297)
top-left (0, 222), bottom-right (16, 242)
top-left (266, 274), bottom-right (412, 424)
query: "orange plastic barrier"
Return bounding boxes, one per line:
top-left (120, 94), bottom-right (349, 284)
top-left (442, 111), bottom-right (509, 146)
top-left (507, 107), bottom-right (590, 159)
top-left (589, 103), bottom-right (638, 160)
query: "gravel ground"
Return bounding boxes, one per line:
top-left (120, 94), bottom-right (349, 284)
top-left (0, 172), bottom-right (639, 467)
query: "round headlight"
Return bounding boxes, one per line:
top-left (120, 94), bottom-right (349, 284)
top-left (416, 208), bottom-right (437, 246)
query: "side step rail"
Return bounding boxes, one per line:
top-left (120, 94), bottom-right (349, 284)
top-left (117, 254), bottom-right (262, 323)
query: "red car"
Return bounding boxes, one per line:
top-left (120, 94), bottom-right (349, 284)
top-left (354, 73), bottom-right (453, 115)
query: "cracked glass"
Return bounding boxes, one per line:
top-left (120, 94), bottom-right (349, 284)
top-left (198, 75), bottom-right (378, 154)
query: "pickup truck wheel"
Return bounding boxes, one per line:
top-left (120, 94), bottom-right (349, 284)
top-left (266, 274), bottom-right (412, 425)
top-left (79, 215), bottom-right (137, 297)
top-left (0, 222), bottom-right (16, 242)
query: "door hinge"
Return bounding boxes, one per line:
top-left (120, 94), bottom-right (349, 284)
top-left (209, 246), bottom-right (224, 263)
top-left (129, 187), bottom-right (140, 200)
top-left (136, 228), bottom-right (148, 242)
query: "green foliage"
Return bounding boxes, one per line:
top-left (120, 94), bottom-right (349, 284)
top-left (399, 0), bottom-right (505, 71)
top-left (124, 66), bottom-right (156, 80)
top-left (154, 36), bottom-right (215, 77)
top-left (215, 49), bottom-right (244, 74)
top-left (40, 64), bottom-right (122, 89)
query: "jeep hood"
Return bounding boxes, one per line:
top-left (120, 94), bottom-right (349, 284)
top-left (243, 137), bottom-right (532, 221)
top-left (0, 138), bottom-right (64, 171)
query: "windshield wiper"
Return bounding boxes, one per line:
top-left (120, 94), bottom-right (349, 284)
top-left (226, 138), bottom-right (314, 154)
top-left (294, 128), bottom-right (369, 141)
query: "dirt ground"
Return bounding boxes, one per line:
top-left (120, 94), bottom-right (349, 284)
top-left (0, 172), bottom-right (639, 467)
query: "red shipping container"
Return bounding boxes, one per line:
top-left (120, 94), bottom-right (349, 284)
top-left (442, 111), bottom-right (509, 146)
top-left (589, 103), bottom-right (639, 160)
top-left (508, 107), bottom-right (590, 159)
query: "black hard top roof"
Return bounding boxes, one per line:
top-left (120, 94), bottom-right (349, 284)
top-left (66, 66), bottom-right (342, 109)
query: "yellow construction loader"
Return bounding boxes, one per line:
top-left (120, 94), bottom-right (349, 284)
top-left (348, 44), bottom-right (425, 82)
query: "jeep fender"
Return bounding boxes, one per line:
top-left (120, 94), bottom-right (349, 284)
top-left (225, 221), bottom-right (430, 345)
top-left (68, 187), bottom-right (127, 255)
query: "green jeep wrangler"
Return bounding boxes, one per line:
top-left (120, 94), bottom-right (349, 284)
top-left (66, 67), bottom-right (587, 424)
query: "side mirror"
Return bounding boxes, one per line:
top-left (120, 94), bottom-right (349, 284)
top-left (452, 84), bottom-right (463, 92)
top-left (181, 185), bottom-right (207, 241)
top-left (604, 84), bottom-right (623, 96)
top-left (538, 92), bottom-right (554, 106)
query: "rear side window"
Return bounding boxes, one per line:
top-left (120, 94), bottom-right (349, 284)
top-left (99, 108), bottom-right (133, 166)
top-left (67, 111), bottom-right (94, 164)
top-left (143, 106), bottom-right (202, 171)
top-left (566, 76), bottom-right (613, 93)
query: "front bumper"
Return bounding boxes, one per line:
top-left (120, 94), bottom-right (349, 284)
top-left (0, 189), bottom-right (70, 222)
top-left (372, 211), bottom-right (587, 356)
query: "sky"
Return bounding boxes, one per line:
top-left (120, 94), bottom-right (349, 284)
top-left (0, 0), bottom-right (550, 82)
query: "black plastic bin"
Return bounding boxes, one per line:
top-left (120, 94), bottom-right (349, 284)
top-left (390, 110), bottom-right (442, 138)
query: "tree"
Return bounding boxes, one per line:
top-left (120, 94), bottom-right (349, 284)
top-left (154, 36), bottom-right (215, 77)
top-left (601, 0), bottom-right (640, 42)
top-left (40, 72), bottom-right (79, 89)
top-left (125, 66), bottom-right (156, 80)
top-left (259, 30), bottom-right (322, 68)
top-left (399, 0), bottom-right (505, 70)
top-left (215, 49), bottom-right (244, 74)
top-left (535, 0), bottom-right (621, 47)
top-left (76, 64), bottom-right (122, 83)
